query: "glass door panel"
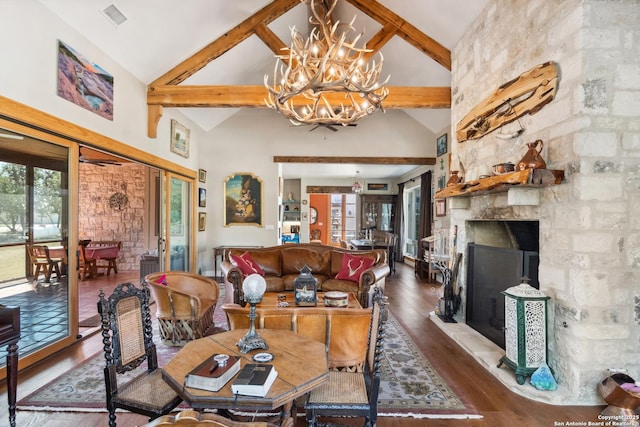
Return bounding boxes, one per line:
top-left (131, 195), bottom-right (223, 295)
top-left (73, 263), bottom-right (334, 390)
top-left (166, 175), bottom-right (191, 271)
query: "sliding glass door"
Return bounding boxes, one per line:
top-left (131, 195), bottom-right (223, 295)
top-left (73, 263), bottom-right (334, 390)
top-left (0, 128), bottom-right (72, 365)
top-left (164, 174), bottom-right (192, 271)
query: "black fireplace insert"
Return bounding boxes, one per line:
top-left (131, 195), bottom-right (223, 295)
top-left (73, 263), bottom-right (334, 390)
top-left (466, 241), bottom-right (539, 349)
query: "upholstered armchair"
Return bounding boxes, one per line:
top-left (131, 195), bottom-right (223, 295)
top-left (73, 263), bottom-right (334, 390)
top-left (144, 272), bottom-right (219, 346)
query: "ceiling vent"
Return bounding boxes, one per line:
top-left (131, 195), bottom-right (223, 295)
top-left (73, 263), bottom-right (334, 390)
top-left (102, 4), bottom-right (127, 26)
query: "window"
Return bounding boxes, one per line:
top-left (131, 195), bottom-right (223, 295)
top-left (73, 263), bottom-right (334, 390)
top-left (403, 185), bottom-right (421, 257)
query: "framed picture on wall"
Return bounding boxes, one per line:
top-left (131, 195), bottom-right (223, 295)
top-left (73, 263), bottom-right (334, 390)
top-left (198, 212), bottom-right (206, 231)
top-left (198, 188), bottom-right (206, 207)
top-left (435, 198), bottom-right (447, 217)
top-left (198, 169), bottom-right (207, 183)
top-left (437, 133), bottom-right (448, 157)
top-left (224, 173), bottom-right (263, 227)
top-left (170, 119), bottom-right (190, 158)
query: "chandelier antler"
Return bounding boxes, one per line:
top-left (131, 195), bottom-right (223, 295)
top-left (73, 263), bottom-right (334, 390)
top-left (264, 0), bottom-right (390, 127)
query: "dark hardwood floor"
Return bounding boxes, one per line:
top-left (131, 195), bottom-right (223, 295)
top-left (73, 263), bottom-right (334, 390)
top-left (0, 263), bottom-right (603, 426)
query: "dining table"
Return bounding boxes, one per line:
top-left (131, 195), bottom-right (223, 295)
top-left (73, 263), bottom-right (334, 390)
top-left (84, 245), bottom-right (119, 260)
top-left (161, 329), bottom-right (328, 424)
top-left (348, 239), bottom-right (387, 250)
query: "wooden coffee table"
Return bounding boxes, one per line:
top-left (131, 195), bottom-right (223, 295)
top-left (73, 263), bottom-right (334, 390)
top-left (161, 329), bottom-right (328, 424)
top-left (258, 291), bottom-right (362, 309)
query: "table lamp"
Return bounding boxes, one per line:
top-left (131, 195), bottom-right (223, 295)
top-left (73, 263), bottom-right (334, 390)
top-left (236, 273), bottom-right (268, 353)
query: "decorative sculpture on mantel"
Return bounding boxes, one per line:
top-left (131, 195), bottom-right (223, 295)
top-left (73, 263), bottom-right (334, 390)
top-left (456, 61), bottom-right (559, 142)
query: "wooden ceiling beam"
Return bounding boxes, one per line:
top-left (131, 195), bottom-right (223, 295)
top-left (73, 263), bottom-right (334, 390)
top-left (150, 0), bottom-right (299, 86)
top-left (273, 156), bottom-right (435, 165)
top-left (254, 22), bottom-right (289, 60)
top-left (147, 85), bottom-right (450, 109)
top-left (363, 23), bottom-right (397, 61)
top-left (344, 0), bottom-right (451, 70)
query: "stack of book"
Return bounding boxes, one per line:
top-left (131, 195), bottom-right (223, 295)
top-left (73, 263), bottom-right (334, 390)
top-left (185, 355), bottom-right (241, 392)
top-left (231, 363), bottom-right (278, 397)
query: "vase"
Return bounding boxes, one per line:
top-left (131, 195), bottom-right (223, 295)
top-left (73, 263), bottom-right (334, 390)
top-left (446, 171), bottom-right (462, 187)
top-left (517, 140), bottom-right (546, 171)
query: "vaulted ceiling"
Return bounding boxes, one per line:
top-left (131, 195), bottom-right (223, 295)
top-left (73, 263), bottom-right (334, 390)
top-left (39, 0), bottom-right (489, 137)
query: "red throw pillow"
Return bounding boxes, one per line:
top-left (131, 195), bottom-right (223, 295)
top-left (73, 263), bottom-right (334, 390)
top-left (240, 252), bottom-right (265, 276)
top-left (230, 252), bottom-right (264, 276)
top-left (230, 253), bottom-right (252, 275)
top-left (335, 253), bottom-right (375, 282)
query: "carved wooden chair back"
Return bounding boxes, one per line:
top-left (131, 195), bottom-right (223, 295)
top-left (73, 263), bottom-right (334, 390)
top-left (98, 282), bottom-right (181, 427)
top-left (140, 409), bottom-right (280, 427)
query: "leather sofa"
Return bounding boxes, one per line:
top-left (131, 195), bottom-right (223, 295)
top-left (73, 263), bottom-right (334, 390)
top-left (144, 271), bottom-right (219, 346)
top-left (219, 243), bottom-right (390, 308)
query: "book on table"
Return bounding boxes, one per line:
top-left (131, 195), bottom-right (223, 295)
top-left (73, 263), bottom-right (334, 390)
top-left (184, 354), bottom-right (241, 392)
top-left (231, 363), bottom-right (278, 397)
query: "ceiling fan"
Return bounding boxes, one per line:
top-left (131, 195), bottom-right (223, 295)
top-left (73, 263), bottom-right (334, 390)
top-left (79, 147), bottom-right (122, 167)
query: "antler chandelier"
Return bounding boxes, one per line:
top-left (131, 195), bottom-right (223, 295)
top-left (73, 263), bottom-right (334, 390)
top-left (264, 0), bottom-right (389, 127)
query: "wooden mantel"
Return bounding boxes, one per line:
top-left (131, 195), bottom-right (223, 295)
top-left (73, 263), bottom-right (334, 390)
top-left (434, 168), bottom-right (564, 199)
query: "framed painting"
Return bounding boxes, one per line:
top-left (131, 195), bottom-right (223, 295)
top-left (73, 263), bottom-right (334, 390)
top-left (435, 198), bottom-right (447, 217)
top-left (437, 133), bottom-right (448, 157)
top-left (198, 169), bottom-right (207, 183)
top-left (224, 173), bottom-right (263, 227)
top-left (57, 40), bottom-right (114, 120)
top-left (170, 119), bottom-right (190, 158)
top-left (198, 188), bottom-right (206, 208)
top-left (198, 212), bottom-right (206, 231)
top-left (367, 183), bottom-right (388, 191)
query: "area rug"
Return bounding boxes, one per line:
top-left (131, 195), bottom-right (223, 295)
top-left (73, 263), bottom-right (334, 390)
top-left (17, 308), bottom-right (479, 419)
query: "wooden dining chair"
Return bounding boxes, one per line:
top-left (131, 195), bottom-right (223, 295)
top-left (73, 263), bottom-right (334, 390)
top-left (310, 229), bottom-right (322, 244)
top-left (305, 287), bottom-right (388, 427)
top-left (78, 244), bottom-right (97, 280)
top-left (93, 240), bottom-right (121, 275)
top-left (98, 281), bottom-right (182, 427)
top-left (26, 245), bottom-right (62, 283)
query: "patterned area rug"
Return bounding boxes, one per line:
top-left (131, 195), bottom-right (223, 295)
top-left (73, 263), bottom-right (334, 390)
top-left (17, 306), bottom-right (479, 419)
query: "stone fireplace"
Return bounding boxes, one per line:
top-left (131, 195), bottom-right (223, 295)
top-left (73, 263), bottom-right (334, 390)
top-left (434, 0), bottom-right (640, 406)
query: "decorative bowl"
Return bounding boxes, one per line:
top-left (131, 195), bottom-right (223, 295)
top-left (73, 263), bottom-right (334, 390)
top-left (492, 162), bottom-right (515, 175)
top-left (323, 291), bottom-right (349, 307)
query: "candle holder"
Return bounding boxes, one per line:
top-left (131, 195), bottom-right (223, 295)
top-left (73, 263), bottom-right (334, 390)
top-left (236, 274), bottom-right (268, 353)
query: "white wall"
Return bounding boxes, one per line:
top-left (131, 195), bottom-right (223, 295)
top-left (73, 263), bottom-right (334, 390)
top-left (0, 0), bottom-right (204, 169)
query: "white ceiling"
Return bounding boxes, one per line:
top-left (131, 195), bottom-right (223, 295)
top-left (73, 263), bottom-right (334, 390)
top-left (38, 0), bottom-right (490, 179)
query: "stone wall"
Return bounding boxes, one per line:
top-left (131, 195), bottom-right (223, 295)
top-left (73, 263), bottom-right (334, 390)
top-left (450, 0), bottom-right (640, 404)
top-left (78, 163), bottom-right (147, 271)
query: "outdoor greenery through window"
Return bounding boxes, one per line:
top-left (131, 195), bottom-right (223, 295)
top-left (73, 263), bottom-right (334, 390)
top-left (0, 161), bottom-right (64, 282)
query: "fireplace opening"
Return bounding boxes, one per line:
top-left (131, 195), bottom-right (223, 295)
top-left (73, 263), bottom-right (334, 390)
top-left (465, 221), bottom-right (540, 349)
